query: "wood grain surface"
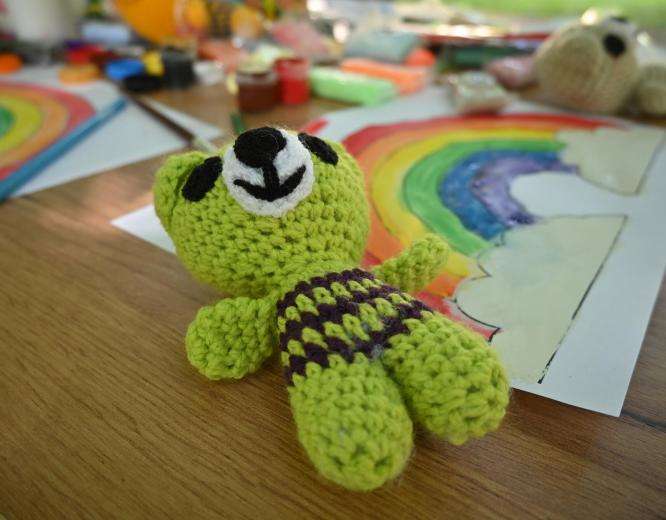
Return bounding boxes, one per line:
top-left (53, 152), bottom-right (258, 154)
top-left (1, 83), bottom-right (665, 519)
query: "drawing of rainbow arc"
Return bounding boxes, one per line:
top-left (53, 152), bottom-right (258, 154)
top-left (308, 114), bottom-right (615, 313)
top-left (302, 108), bottom-right (661, 384)
top-left (0, 82), bottom-right (95, 180)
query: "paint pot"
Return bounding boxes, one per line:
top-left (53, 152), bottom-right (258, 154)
top-left (142, 50), bottom-right (164, 76)
top-left (161, 48), bottom-right (195, 89)
top-left (123, 73), bottom-right (164, 93)
top-left (275, 57), bottom-right (310, 105)
top-left (66, 44), bottom-right (102, 65)
top-left (90, 50), bottom-right (120, 69)
top-left (194, 60), bottom-right (225, 86)
top-left (0, 53), bottom-right (22, 74)
top-left (236, 66), bottom-right (279, 112)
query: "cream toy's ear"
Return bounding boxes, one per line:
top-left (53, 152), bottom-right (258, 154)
top-left (634, 63), bottom-right (666, 117)
top-left (153, 151), bottom-right (210, 234)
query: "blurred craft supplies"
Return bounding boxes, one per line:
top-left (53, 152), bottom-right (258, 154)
top-left (0, 67), bottom-right (221, 197)
top-left (309, 67), bottom-right (397, 106)
top-left (448, 71), bottom-right (511, 113)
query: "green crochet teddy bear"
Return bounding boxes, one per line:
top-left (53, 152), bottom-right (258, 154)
top-left (153, 127), bottom-right (510, 491)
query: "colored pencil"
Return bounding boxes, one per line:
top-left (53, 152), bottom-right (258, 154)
top-left (230, 112), bottom-right (246, 136)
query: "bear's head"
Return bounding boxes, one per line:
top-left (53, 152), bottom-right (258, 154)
top-left (153, 127), bottom-right (370, 298)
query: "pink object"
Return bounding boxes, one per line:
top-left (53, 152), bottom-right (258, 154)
top-left (485, 55), bottom-right (537, 90)
top-left (340, 58), bottom-right (427, 94)
top-left (275, 57), bottom-right (310, 105)
top-left (199, 39), bottom-right (247, 71)
top-left (271, 20), bottom-right (330, 60)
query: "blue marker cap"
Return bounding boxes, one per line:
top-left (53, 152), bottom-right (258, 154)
top-left (105, 58), bottom-right (145, 81)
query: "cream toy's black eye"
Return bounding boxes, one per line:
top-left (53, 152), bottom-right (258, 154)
top-left (182, 156), bottom-right (222, 202)
top-left (223, 128), bottom-right (314, 217)
top-left (603, 34), bottom-right (626, 57)
top-left (298, 133), bottom-right (338, 165)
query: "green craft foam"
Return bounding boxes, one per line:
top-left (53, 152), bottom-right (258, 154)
top-left (309, 67), bottom-right (397, 106)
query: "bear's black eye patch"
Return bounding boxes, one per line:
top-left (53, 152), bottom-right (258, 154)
top-left (182, 156), bottom-right (222, 202)
top-left (298, 133), bottom-right (338, 165)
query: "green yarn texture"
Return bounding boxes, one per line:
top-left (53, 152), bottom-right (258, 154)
top-left (186, 296), bottom-right (276, 380)
top-left (154, 131), bottom-right (511, 491)
top-left (372, 234), bottom-right (450, 293)
top-left (290, 355), bottom-right (414, 491)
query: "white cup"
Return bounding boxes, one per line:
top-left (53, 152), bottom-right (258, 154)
top-left (4, 0), bottom-right (86, 43)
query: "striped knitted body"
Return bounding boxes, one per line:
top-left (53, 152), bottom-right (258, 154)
top-left (276, 267), bottom-right (509, 490)
top-left (277, 268), bottom-right (425, 384)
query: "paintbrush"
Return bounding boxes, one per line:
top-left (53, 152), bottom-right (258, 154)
top-left (123, 91), bottom-right (219, 153)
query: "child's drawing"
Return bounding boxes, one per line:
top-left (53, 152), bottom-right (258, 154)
top-left (112, 91), bottom-right (666, 414)
top-left (308, 111), bottom-right (663, 384)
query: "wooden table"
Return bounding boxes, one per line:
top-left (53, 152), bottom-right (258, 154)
top-left (1, 84), bottom-right (665, 519)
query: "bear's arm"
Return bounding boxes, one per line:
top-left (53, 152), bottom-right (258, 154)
top-left (372, 234), bottom-right (450, 293)
top-left (185, 296), bottom-right (277, 380)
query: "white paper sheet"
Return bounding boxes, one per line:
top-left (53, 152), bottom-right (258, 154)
top-left (111, 89), bottom-right (666, 416)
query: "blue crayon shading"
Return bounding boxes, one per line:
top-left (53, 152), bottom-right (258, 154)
top-left (439, 150), bottom-right (575, 240)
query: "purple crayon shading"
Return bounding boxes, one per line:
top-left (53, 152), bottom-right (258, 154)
top-left (472, 152), bottom-right (576, 229)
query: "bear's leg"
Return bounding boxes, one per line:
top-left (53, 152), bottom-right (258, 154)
top-left (287, 353), bottom-right (413, 491)
top-left (382, 311), bottom-right (510, 445)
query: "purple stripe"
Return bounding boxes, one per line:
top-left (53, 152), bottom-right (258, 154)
top-left (279, 268), bottom-right (433, 386)
top-left (326, 336), bottom-right (355, 362)
top-left (284, 355), bottom-right (308, 385)
top-left (303, 343), bottom-right (330, 367)
top-left (279, 279), bottom-right (394, 350)
top-left (276, 268), bottom-right (375, 316)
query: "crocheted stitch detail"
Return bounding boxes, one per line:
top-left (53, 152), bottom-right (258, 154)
top-left (277, 268), bottom-right (428, 385)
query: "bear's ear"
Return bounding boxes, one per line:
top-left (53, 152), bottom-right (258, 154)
top-left (153, 151), bottom-right (210, 233)
top-left (298, 133), bottom-right (338, 165)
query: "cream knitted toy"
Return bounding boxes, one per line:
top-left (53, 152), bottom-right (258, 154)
top-left (535, 15), bottom-right (666, 116)
top-left (153, 127), bottom-right (510, 491)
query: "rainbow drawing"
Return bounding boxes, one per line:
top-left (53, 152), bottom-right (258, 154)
top-left (337, 114), bottom-right (611, 300)
top-left (0, 81), bottom-right (95, 182)
top-left (302, 111), bottom-right (662, 383)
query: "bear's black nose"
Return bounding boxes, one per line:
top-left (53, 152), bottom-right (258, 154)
top-left (233, 127), bottom-right (287, 169)
top-left (603, 34), bottom-right (626, 57)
